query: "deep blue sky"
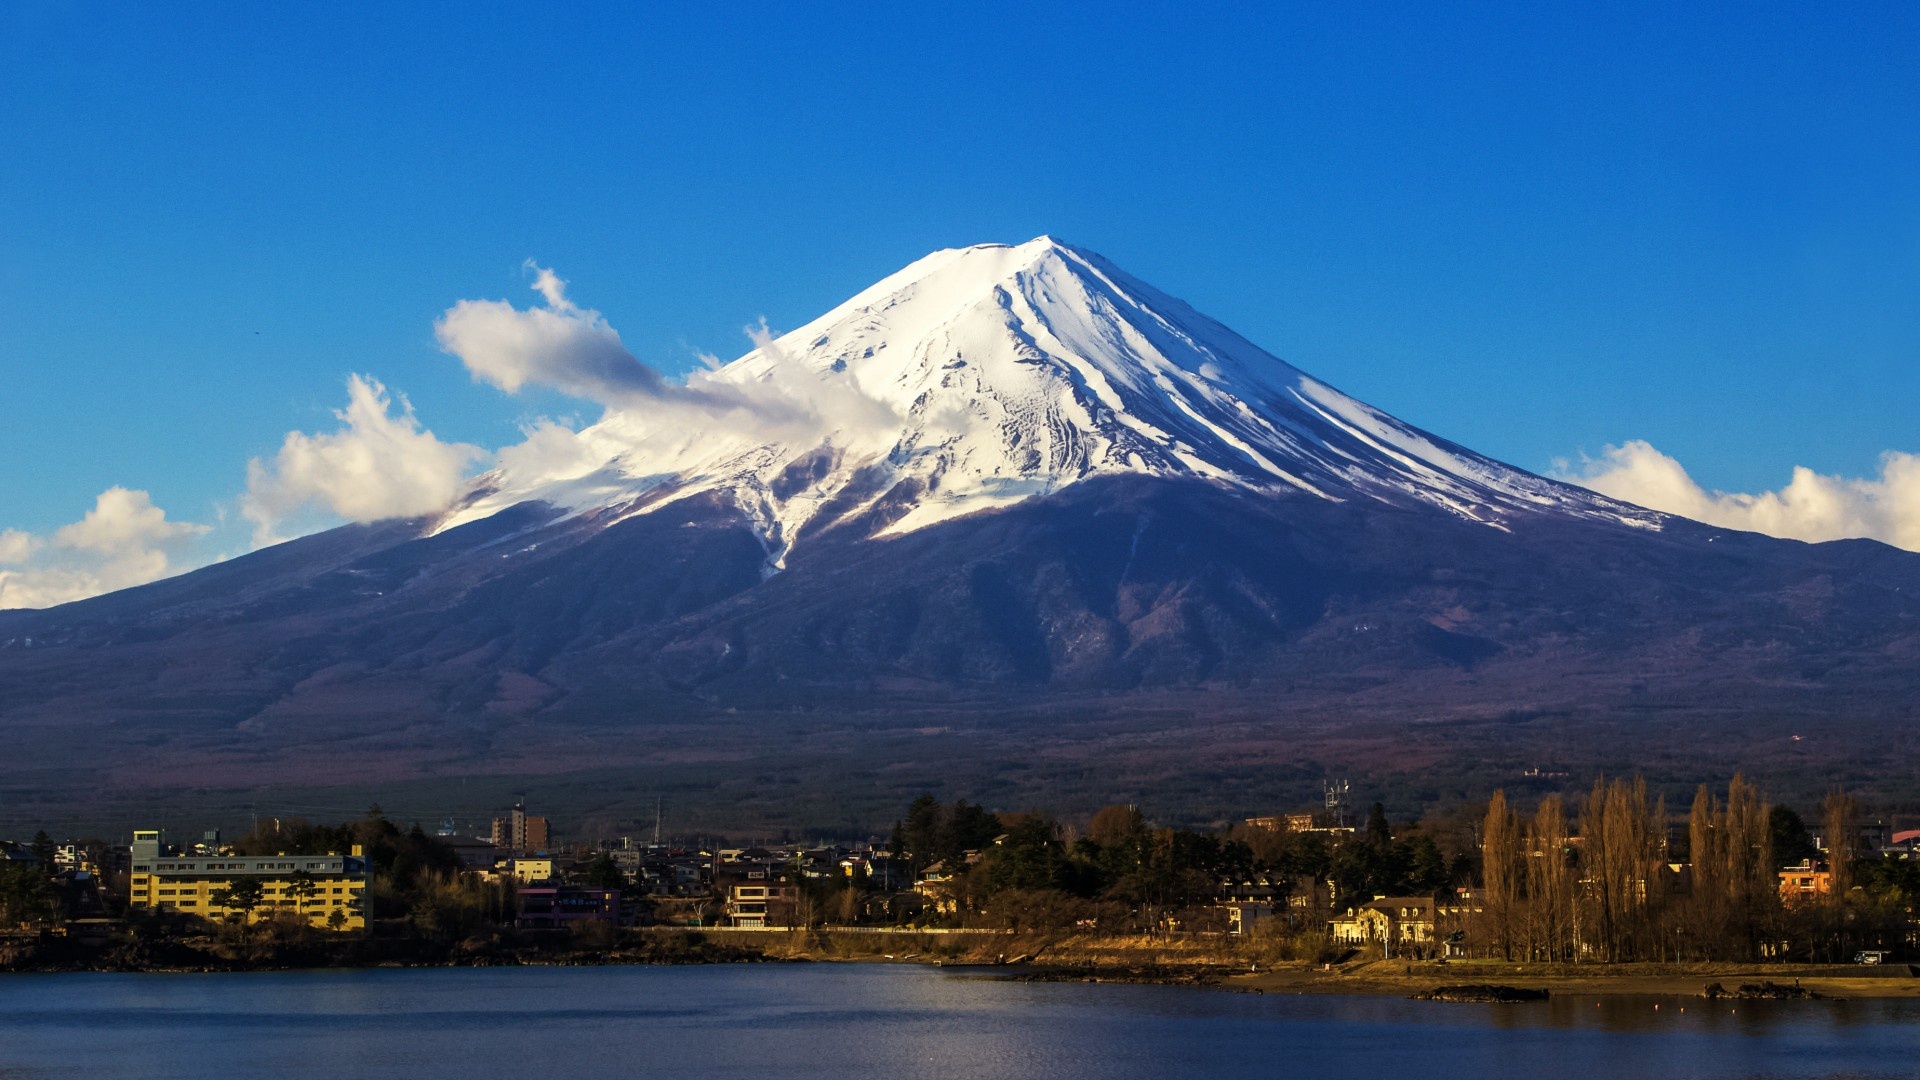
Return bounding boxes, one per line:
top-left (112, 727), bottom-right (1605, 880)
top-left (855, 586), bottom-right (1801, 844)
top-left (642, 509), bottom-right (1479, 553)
top-left (2, 3), bottom-right (1916, 536)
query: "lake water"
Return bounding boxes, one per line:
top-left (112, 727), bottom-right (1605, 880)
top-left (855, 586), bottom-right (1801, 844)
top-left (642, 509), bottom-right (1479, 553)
top-left (1, 964), bottom-right (1916, 1079)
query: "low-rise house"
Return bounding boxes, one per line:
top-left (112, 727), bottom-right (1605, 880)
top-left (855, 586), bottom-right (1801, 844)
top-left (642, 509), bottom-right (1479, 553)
top-left (792, 847), bottom-right (842, 881)
top-left (723, 872), bottom-right (798, 928)
top-left (1221, 874), bottom-right (1338, 922)
top-left (1244, 812), bottom-right (1355, 838)
top-left (1331, 896), bottom-right (1437, 958)
top-left (56, 869), bottom-right (114, 943)
top-left (862, 852), bottom-right (909, 892)
top-left (515, 885), bottom-right (620, 928)
top-left (1779, 859), bottom-right (1833, 907)
top-left (914, 859), bottom-right (966, 915)
top-left (444, 837), bottom-right (501, 871)
top-left (1217, 875), bottom-right (1294, 935)
top-left (1222, 902), bottom-right (1273, 935)
top-left (603, 846), bottom-right (711, 898)
top-left (1244, 813), bottom-right (1319, 832)
top-left (1218, 875), bottom-right (1287, 905)
top-left (912, 843), bottom-right (999, 916)
top-left (53, 842), bottom-right (96, 873)
top-left (507, 858), bottom-right (555, 884)
top-left (1434, 886), bottom-right (1483, 957)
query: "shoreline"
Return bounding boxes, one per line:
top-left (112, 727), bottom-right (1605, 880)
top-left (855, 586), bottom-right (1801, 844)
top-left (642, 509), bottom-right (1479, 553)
top-left (8, 928), bottom-right (1920, 1001)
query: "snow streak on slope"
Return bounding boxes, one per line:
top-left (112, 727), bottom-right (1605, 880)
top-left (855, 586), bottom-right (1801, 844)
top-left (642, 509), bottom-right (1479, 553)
top-left (438, 238), bottom-right (1660, 565)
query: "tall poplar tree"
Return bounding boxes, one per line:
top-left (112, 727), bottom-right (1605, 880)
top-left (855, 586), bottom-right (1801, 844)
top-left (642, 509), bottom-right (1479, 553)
top-left (1524, 794), bottom-right (1571, 962)
top-left (1481, 790), bottom-right (1521, 960)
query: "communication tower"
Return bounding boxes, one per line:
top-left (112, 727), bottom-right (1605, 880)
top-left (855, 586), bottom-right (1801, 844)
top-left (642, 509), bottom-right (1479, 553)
top-left (1324, 779), bottom-right (1351, 830)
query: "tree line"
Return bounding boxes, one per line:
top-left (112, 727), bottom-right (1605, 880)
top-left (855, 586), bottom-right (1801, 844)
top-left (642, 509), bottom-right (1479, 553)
top-left (865, 794), bottom-right (1471, 937)
top-left (1480, 776), bottom-right (1917, 963)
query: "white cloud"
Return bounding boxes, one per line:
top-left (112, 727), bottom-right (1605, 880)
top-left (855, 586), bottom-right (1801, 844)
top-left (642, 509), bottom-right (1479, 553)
top-left (494, 418), bottom-right (602, 487)
top-left (0, 529), bottom-right (41, 565)
top-left (432, 265), bottom-right (894, 437)
top-left (0, 488), bottom-right (211, 610)
top-left (434, 262), bottom-right (680, 406)
top-left (55, 485), bottom-right (204, 554)
top-left (1559, 440), bottom-right (1920, 552)
top-left (242, 374), bottom-right (486, 544)
top-left (679, 315), bottom-right (899, 440)
top-left (434, 266), bottom-right (905, 507)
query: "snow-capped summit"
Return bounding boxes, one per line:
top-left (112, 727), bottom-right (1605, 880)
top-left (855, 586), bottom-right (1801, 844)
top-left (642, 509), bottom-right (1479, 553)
top-left (443, 237), bottom-right (1655, 563)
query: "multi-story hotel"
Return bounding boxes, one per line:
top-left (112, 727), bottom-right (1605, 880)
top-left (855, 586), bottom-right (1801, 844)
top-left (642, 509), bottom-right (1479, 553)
top-left (127, 830), bottom-right (370, 931)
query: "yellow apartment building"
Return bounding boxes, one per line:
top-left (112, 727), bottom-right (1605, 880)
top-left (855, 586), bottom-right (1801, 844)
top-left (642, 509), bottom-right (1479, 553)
top-left (127, 830), bottom-right (370, 930)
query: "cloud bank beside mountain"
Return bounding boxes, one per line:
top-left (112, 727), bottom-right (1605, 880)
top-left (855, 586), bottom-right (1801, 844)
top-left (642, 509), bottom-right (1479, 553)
top-left (1559, 441), bottom-right (1920, 552)
top-left (240, 374), bottom-right (487, 546)
top-left (0, 488), bottom-right (210, 609)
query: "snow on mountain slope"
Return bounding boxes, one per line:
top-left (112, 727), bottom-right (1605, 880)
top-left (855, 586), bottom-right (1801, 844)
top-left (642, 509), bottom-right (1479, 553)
top-left (439, 237), bottom-right (1659, 565)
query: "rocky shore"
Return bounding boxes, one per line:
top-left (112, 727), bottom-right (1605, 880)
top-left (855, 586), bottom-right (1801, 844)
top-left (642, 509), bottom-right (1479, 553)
top-left (1412, 984), bottom-right (1550, 1003)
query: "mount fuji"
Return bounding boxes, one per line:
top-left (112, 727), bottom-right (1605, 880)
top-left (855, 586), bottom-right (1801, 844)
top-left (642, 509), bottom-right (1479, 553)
top-left (3, 238), bottom-right (1917, 819)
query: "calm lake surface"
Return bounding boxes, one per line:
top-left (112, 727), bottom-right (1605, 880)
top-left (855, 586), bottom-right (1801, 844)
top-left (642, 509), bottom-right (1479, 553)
top-left (2, 964), bottom-right (1917, 1079)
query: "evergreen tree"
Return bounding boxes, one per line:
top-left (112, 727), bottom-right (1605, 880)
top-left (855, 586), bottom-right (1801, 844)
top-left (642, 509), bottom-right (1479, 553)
top-left (583, 853), bottom-right (627, 892)
top-left (1768, 806), bottom-right (1817, 868)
